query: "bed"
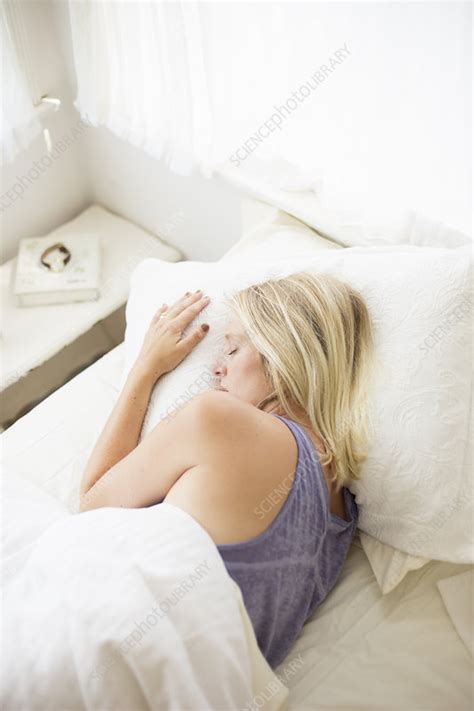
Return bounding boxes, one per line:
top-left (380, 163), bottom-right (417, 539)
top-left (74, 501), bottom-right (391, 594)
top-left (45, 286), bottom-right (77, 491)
top-left (1, 195), bottom-right (472, 710)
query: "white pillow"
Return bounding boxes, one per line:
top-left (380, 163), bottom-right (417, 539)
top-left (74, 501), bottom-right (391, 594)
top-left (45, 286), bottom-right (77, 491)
top-left (121, 244), bottom-right (472, 573)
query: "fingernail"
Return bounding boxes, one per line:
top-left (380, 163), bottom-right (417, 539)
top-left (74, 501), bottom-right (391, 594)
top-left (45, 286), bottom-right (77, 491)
top-left (201, 323), bottom-right (209, 332)
top-left (195, 289), bottom-right (202, 293)
top-left (185, 291), bottom-right (190, 296)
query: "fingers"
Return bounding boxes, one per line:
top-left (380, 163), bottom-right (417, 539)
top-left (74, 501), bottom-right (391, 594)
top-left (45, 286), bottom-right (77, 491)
top-left (165, 290), bottom-right (205, 321)
top-left (173, 293), bottom-right (210, 330)
top-left (152, 303), bottom-right (168, 322)
top-left (178, 324), bottom-right (210, 353)
top-left (152, 291), bottom-right (210, 337)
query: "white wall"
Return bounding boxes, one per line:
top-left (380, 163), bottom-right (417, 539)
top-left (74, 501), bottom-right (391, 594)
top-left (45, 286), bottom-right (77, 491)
top-left (0, 0), bottom-right (90, 264)
top-left (77, 124), bottom-right (242, 261)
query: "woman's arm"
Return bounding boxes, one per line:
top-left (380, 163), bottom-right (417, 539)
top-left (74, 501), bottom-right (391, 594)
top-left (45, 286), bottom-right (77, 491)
top-left (79, 364), bottom-right (158, 499)
top-left (79, 289), bottom-right (211, 507)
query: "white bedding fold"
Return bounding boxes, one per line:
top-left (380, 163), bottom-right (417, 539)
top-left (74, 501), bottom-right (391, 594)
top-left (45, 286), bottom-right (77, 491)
top-left (1, 477), bottom-right (288, 711)
top-left (437, 569), bottom-right (474, 657)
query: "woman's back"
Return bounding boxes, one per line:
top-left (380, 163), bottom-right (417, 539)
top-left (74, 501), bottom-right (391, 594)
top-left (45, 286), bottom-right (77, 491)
top-left (216, 414), bottom-right (358, 670)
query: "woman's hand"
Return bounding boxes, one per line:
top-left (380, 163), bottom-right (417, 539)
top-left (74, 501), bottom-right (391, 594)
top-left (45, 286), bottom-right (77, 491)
top-left (133, 290), bottom-right (211, 384)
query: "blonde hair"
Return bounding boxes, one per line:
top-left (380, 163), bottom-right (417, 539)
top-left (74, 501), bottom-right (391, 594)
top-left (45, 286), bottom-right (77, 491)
top-left (226, 271), bottom-right (376, 492)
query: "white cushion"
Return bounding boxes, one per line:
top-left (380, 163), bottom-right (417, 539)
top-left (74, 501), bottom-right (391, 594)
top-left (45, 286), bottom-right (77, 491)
top-left (220, 208), bottom-right (340, 262)
top-left (436, 569), bottom-right (474, 657)
top-left (121, 242), bottom-right (472, 578)
top-left (217, 160), bottom-right (472, 249)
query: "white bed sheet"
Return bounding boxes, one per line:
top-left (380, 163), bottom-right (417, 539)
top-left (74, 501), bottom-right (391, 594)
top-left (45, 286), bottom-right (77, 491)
top-left (2, 342), bottom-right (472, 710)
top-left (280, 538), bottom-right (473, 710)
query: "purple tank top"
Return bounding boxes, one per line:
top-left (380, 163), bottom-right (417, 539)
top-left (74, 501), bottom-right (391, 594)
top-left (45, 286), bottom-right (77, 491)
top-left (216, 413), bottom-right (358, 670)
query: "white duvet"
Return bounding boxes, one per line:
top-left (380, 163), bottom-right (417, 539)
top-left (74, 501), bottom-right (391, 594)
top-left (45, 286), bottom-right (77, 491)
top-left (1, 474), bottom-right (288, 711)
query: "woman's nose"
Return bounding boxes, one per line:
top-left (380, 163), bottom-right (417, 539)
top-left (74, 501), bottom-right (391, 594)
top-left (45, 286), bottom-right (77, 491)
top-left (213, 357), bottom-right (227, 377)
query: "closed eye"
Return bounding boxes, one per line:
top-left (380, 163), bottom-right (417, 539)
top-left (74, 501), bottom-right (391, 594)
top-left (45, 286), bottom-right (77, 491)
top-left (227, 348), bottom-right (237, 356)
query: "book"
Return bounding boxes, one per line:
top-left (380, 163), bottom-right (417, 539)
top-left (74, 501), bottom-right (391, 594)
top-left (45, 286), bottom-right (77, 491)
top-left (13, 233), bottom-right (101, 307)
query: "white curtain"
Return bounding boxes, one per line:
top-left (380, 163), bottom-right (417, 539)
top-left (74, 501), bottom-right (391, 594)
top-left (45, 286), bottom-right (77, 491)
top-left (0, 2), bottom-right (43, 166)
top-left (68, 1), bottom-right (290, 177)
top-left (68, 2), bottom-right (470, 234)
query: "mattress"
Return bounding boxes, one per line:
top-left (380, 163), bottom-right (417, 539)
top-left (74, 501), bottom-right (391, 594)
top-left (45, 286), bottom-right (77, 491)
top-left (2, 342), bottom-right (472, 710)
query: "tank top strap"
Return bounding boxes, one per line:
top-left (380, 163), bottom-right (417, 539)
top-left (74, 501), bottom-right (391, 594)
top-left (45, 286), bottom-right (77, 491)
top-left (272, 413), bottom-right (354, 527)
top-left (272, 413), bottom-right (322, 471)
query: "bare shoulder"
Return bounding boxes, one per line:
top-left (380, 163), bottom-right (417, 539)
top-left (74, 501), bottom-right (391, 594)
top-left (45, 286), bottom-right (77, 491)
top-left (164, 391), bottom-right (299, 545)
top-left (187, 391), bottom-right (290, 465)
top-left (188, 389), bottom-right (254, 421)
top-left (185, 390), bottom-right (259, 438)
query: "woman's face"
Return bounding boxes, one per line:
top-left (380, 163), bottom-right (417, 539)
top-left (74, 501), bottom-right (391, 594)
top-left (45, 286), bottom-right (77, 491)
top-left (212, 316), bottom-right (274, 408)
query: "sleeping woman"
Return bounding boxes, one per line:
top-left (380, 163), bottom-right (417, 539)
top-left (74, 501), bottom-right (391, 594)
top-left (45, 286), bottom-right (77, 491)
top-left (79, 271), bottom-right (375, 670)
